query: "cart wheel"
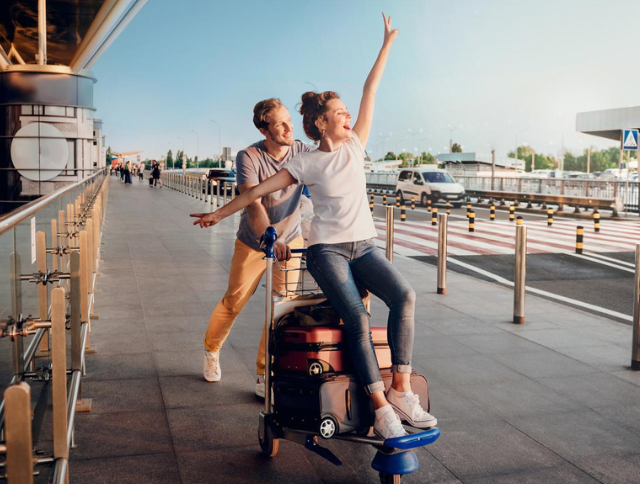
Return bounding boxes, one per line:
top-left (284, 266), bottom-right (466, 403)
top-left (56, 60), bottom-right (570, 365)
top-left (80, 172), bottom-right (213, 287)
top-left (308, 362), bottom-right (323, 376)
top-left (258, 424), bottom-right (279, 457)
top-left (319, 416), bottom-right (337, 439)
top-left (379, 472), bottom-right (401, 484)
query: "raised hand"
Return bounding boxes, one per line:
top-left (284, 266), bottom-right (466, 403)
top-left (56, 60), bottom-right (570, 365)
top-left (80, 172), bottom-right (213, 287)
top-left (382, 12), bottom-right (399, 46)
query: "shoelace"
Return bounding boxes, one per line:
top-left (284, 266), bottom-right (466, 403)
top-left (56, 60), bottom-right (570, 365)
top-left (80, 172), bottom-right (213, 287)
top-left (406, 393), bottom-right (429, 418)
top-left (206, 355), bottom-right (219, 371)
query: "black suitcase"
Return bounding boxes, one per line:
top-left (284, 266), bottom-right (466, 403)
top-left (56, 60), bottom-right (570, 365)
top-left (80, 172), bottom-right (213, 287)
top-left (149, 176), bottom-right (153, 186)
top-left (272, 370), bottom-right (430, 439)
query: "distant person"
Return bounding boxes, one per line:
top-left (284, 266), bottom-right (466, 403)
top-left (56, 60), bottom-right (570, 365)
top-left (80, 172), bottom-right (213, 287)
top-left (152, 161), bottom-right (161, 187)
top-left (124, 161), bottom-right (132, 184)
top-left (192, 14), bottom-right (437, 439)
top-left (190, 98), bottom-right (314, 397)
top-left (138, 163), bottom-right (144, 181)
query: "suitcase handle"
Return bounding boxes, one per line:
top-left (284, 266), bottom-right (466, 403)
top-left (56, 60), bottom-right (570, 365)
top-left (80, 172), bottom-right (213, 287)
top-left (291, 248), bottom-right (307, 254)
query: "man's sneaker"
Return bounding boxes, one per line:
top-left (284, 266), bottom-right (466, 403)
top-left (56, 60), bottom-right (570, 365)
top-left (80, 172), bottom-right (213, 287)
top-left (255, 375), bottom-right (265, 398)
top-left (387, 388), bottom-right (437, 429)
top-left (374, 405), bottom-right (408, 440)
top-left (203, 350), bottom-right (221, 382)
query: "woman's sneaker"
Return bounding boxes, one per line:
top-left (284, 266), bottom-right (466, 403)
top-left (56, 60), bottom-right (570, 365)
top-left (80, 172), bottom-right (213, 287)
top-left (374, 405), bottom-right (408, 440)
top-left (386, 388), bottom-right (437, 429)
top-left (203, 350), bottom-right (221, 382)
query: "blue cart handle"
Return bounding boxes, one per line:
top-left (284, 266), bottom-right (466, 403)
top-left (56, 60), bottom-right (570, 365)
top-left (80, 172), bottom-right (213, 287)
top-left (291, 248), bottom-right (307, 254)
top-left (260, 227), bottom-right (278, 259)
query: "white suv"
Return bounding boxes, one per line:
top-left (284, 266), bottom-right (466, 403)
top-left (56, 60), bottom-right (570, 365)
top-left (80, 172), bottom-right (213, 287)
top-left (395, 167), bottom-right (465, 207)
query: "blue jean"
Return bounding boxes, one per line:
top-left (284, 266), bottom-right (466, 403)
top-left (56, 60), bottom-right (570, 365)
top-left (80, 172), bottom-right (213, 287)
top-left (307, 239), bottom-right (416, 394)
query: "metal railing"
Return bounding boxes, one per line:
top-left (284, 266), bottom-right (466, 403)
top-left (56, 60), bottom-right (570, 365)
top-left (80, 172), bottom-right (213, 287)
top-left (0, 168), bottom-right (108, 483)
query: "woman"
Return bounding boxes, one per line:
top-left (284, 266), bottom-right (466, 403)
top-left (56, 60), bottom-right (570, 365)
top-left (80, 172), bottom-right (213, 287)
top-left (191, 13), bottom-right (436, 439)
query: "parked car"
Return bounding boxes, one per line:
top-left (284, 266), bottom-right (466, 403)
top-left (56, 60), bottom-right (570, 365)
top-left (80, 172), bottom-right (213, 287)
top-left (600, 168), bottom-right (629, 180)
top-left (202, 168), bottom-right (238, 195)
top-left (395, 167), bottom-right (465, 207)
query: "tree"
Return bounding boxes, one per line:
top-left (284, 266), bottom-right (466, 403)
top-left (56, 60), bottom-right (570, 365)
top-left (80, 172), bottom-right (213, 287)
top-left (451, 143), bottom-right (462, 153)
top-left (420, 152), bottom-right (436, 164)
top-left (383, 151), bottom-right (397, 161)
top-left (166, 149), bottom-right (173, 168)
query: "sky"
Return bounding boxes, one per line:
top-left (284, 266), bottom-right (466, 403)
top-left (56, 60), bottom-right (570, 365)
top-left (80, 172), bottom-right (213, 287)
top-left (91, 0), bottom-right (640, 162)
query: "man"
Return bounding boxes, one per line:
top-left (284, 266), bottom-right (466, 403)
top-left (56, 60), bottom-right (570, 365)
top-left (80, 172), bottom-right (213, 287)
top-left (194, 98), bottom-right (314, 396)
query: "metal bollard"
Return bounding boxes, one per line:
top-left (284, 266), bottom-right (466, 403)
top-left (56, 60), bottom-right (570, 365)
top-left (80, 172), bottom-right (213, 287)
top-left (631, 245), bottom-right (640, 370)
top-left (411, 198), bottom-right (415, 210)
top-left (509, 205), bottom-right (515, 222)
top-left (547, 208), bottom-right (554, 226)
top-left (382, 194), bottom-right (387, 206)
top-left (400, 205), bottom-right (406, 222)
top-left (231, 183), bottom-right (237, 201)
top-left (576, 226), bottom-right (584, 254)
top-left (385, 206), bottom-right (394, 263)
top-left (223, 181), bottom-right (228, 205)
top-left (445, 201), bottom-right (451, 215)
top-left (513, 223), bottom-right (527, 324)
top-left (431, 207), bottom-right (438, 226)
top-left (468, 211), bottom-right (475, 232)
top-left (594, 210), bottom-right (600, 233)
top-left (490, 204), bottom-right (496, 221)
top-left (437, 213), bottom-right (448, 295)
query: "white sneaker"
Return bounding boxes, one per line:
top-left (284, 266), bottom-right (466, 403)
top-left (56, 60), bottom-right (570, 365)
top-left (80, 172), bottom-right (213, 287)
top-left (255, 375), bottom-right (265, 398)
top-left (387, 388), bottom-right (437, 429)
top-left (203, 350), bottom-right (221, 382)
top-left (374, 405), bottom-right (408, 440)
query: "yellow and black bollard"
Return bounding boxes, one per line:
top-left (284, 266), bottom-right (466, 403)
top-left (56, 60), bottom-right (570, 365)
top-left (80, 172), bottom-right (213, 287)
top-left (401, 205), bottom-right (406, 222)
top-left (509, 205), bottom-right (515, 222)
top-left (490, 205), bottom-right (496, 221)
top-left (516, 216), bottom-right (523, 226)
top-left (576, 226), bottom-right (584, 254)
top-left (370, 199), bottom-right (374, 214)
top-left (431, 207), bottom-right (438, 226)
top-left (427, 199), bottom-right (432, 212)
top-left (466, 203), bottom-right (472, 218)
top-left (547, 208), bottom-right (554, 226)
top-left (411, 198), bottom-right (415, 210)
top-left (446, 201), bottom-right (451, 215)
top-left (396, 195), bottom-right (400, 207)
top-left (594, 210), bottom-right (600, 233)
top-left (382, 194), bottom-right (387, 206)
top-left (468, 211), bottom-right (475, 232)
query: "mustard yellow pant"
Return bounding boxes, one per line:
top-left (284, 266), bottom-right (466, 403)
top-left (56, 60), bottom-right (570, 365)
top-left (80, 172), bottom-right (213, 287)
top-left (203, 235), bottom-right (304, 375)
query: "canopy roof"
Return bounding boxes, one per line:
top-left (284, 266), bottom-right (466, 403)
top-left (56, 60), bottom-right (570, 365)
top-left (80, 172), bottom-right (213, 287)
top-left (0, 0), bottom-right (147, 73)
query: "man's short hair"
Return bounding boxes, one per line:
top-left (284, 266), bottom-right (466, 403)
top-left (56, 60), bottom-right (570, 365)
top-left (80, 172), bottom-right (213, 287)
top-left (253, 98), bottom-right (283, 131)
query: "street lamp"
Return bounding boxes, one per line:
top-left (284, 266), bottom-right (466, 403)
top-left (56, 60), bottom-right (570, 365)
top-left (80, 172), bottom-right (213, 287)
top-left (210, 120), bottom-right (221, 162)
top-left (442, 125), bottom-right (458, 153)
top-left (395, 136), bottom-right (409, 160)
top-left (190, 129), bottom-right (200, 168)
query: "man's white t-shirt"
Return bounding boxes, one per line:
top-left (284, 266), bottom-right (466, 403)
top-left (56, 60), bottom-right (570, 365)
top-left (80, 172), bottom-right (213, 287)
top-left (283, 132), bottom-right (377, 247)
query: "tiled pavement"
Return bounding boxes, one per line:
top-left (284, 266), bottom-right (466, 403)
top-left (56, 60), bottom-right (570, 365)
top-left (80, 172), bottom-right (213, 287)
top-left (69, 175), bottom-right (640, 483)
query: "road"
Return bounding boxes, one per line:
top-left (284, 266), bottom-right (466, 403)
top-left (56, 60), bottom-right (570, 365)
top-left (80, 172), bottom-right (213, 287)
top-left (370, 196), bottom-right (637, 323)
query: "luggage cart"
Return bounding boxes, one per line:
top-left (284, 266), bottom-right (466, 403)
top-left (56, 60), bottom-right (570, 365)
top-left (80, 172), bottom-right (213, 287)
top-left (257, 227), bottom-right (440, 484)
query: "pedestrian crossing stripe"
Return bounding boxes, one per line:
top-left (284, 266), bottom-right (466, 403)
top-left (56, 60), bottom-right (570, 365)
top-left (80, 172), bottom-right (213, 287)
top-left (373, 218), bottom-right (640, 257)
top-left (623, 129), bottom-right (638, 150)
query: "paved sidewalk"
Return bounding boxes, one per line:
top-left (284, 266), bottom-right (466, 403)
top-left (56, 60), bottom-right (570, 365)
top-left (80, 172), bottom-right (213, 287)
top-left (70, 176), bottom-right (640, 483)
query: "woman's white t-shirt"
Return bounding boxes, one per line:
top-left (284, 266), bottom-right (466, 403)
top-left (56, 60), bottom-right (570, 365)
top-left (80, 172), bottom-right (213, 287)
top-left (283, 132), bottom-right (377, 247)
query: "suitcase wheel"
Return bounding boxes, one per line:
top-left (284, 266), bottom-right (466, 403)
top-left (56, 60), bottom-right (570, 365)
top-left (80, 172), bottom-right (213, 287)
top-left (308, 362), bottom-right (323, 376)
top-left (319, 415), bottom-right (338, 439)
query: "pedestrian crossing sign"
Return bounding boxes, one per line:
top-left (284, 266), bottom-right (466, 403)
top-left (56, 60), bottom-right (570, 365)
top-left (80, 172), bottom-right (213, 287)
top-left (623, 129), bottom-right (639, 150)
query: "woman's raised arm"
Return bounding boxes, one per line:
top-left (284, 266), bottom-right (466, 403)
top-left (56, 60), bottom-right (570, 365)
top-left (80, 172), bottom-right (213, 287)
top-left (190, 169), bottom-right (296, 228)
top-left (352, 13), bottom-right (399, 148)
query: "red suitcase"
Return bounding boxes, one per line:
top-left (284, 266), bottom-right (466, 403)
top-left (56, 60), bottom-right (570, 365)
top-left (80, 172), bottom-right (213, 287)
top-left (275, 325), bottom-right (392, 376)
